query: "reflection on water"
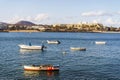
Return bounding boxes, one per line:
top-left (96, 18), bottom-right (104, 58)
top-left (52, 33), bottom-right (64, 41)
top-left (19, 49), bottom-right (43, 54)
top-left (24, 71), bottom-right (40, 77)
top-left (24, 71), bottom-right (59, 77)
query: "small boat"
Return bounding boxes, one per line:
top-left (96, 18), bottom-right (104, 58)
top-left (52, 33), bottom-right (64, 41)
top-left (95, 41), bottom-right (106, 44)
top-left (18, 44), bottom-right (45, 50)
top-left (19, 49), bottom-right (42, 54)
top-left (24, 64), bottom-right (59, 71)
top-left (47, 40), bottom-right (60, 44)
top-left (70, 47), bottom-right (86, 51)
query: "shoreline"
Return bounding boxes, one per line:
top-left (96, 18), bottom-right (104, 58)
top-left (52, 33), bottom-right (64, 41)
top-left (8, 30), bottom-right (40, 32)
top-left (100, 31), bottom-right (120, 33)
top-left (1, 30), bottom-right (120, 33)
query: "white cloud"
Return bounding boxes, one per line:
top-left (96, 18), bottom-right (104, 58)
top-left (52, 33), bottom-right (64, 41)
top-left (34, 14), bottom-right (49, 21)
top-left (92, 19), bottom-right (101, 23)
top-left (105, 18), bottom-right (120, 27)
top-left (91, 18), bottom-right (119, 26)
top-left (106, 18), bottom-right (114, 24)
top-left (117, 11), bottom-right (120, 15)
top-left (26, 16), bottom-right (32, 21)
top-left (81, 11), bottom-right (112, 17)
top-left (8, 16), bottom-right (25, 23)
top-left (8, 13), bottom-right (49, 24)
top-left (92, 20), bottom-right (98, 23)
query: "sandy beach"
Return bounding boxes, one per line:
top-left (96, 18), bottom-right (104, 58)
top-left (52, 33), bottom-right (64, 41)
top-left (8, 30), bottom-right (40, 32)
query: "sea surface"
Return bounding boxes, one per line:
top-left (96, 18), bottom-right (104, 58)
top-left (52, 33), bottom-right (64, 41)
top-left (0, 32), bottom-right (120, 80)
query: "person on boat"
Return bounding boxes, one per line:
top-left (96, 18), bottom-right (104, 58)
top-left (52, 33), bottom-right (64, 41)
top-left (41, 41), bottom-right (47, 49)
top-left (42, 44), bottom-right (45, 49)
top-left (32, 64), bottom-right (35, 66)
top-left (29, 42), bottom-right (32, 46)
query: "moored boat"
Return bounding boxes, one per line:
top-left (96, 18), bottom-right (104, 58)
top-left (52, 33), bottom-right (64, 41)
top-left (70, 47), bottom-right (86, 51)
top-left (18, 44), bottom-right (45, 50)
top-left (24, 64), bottom-right (59, 71)
top-left (47, 40), bottom-right (60, 44)
top-left (95, 41), bottom-right (106, 44)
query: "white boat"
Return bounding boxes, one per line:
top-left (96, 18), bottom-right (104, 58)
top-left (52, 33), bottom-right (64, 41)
top-left (95, 41), bottom-right (106, 44)
top-left (47, 40), bottom-right (60, 44)
top-left (19, 49), bottom-right (42, 54)
top-left (18, 44), bottom-right (44, 50)
top-left (24, 64), bottom-right (59, 71)
top-left (70, 47), bottom-right (86, 51)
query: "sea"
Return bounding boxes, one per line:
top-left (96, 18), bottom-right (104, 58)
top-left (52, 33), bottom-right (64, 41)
top-left (0, 32), bottom-right (120, 80)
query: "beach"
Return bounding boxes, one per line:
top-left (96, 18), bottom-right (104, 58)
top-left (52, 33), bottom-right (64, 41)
top-left (8, 30), bottom-right (40, 32)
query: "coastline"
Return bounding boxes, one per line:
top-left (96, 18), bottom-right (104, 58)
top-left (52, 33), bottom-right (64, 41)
top-left (8, 30), bottom-right (40, 32)
top-left (100, 31), bottom-right (120, 33)
top-left (7, 30), bottom-right (102, 33)
top-left (1, 30), bottom-right (120, 33)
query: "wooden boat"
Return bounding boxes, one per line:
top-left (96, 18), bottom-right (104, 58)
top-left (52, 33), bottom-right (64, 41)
top-left (70, 47), bottom-right (86, 51)
top-left (24, 64), bottom-right (59, 71)
top-left (95, 41), bottom-right (106, 44)
top-left (18, 44), bottom-right (45, 50)
top-left (47, 40), bottom-right (60, 44)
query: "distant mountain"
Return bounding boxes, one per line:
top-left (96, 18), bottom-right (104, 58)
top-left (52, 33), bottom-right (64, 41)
top-left (15, 21), bottom-right (35, 26)
top-left (0, 22), bottom-right (8, 30)
top-left (0, 22), bottom-right (8, 25)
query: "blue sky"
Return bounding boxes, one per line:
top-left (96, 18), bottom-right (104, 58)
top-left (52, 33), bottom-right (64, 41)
top-left (0, 0), bottom-right (120, 27)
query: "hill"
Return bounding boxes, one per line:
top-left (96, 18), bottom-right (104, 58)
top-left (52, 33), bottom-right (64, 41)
top-left (15, 20), bottom-right (35, 26)
top-left (0, 22), bottom-right (8, 25)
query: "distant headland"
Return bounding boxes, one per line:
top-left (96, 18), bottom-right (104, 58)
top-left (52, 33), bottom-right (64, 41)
top-left (0, 20), bottom-right (120, 32)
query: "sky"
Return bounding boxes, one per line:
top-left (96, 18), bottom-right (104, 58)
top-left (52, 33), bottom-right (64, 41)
top-left (0, 0), bottom-right (120, 27)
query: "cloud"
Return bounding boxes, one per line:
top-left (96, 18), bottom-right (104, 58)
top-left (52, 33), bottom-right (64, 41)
top-left (26, 16), bottom-right (32, 21)
top-left (92, 19), bottom-right (101, 23)
top-left (92, 18), bottom-right (119, 25)
top-left (8, 13), bottom-right (49, 23)
top-left (106, 18), bottom-right (114, 24)
top-left (8, 15), bottom-right (25, 23)
top-left (81, 11), bottom-right (112, 17)
top-left (104, 18), bottom-right (120, 27)
top-left (34, 13), bottom-right (49, 21)
top-left (117, 11), bottom-right (120, 15)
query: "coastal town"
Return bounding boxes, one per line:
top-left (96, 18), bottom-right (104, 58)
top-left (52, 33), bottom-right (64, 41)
top-left (0, 20), bottom-right (120, 32)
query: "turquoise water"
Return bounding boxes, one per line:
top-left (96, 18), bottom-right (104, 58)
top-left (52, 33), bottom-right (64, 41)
top-left (0, 32), bottom-right (120, 80)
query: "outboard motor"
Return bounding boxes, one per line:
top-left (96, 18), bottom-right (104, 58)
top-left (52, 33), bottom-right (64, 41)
top-left (41, 44), bottom-right (47, 50)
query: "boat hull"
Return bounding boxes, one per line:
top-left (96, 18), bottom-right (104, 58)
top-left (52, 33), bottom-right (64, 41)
top-left (24, 65), bottom-right (59, 71)
top-left (70, 47), bottom-right (86, 51)
top-left (47, 40), bottom-right (60, 44)
top-left (95, 41), bottom-right (106, 44)
top-left (19, 44), bottom-right (43, 50)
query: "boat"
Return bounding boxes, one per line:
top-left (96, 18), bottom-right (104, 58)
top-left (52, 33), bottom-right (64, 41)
top-left (70, 47), bottom-right (86, 51)
top-left (18, 44), bottom-right (45, 50)
top-left (95, 41), bottom-right (106, 44)
top-left (47, 40), bottom-right (60, 44)
top-left (19, 49), bottom-right (43, 54)
top-left (24, 64), bottom-right (59, 71)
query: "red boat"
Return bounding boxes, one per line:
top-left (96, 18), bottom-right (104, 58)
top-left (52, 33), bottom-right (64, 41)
top-left (24, 64), bottom-right (59, 71)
